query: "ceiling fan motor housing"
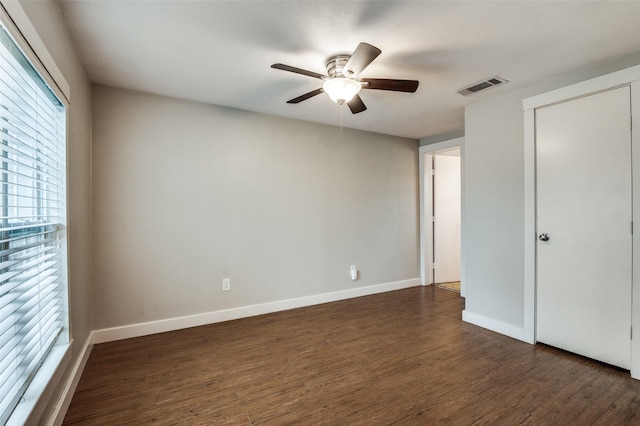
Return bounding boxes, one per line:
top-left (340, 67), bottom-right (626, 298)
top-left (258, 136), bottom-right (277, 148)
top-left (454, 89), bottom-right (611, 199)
top-left (326, 54), bottom-right (353, 77)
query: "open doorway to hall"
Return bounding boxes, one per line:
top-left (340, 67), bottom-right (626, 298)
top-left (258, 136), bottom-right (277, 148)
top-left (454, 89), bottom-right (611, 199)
top-left (431, 148), bottom-right (461, 293)
top-left (420, 137), bottom-right (463, 296)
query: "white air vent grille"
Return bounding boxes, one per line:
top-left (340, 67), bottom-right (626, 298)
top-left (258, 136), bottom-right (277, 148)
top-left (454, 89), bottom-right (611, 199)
top-left (457, 76), bottom-right (508, 96)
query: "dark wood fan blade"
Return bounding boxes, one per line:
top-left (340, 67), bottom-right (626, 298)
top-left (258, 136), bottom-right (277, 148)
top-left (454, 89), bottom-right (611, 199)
top-left (343, 43), bottom-right (381, 77)
top-left (361, 78), bottom-right (419, 93)
top-left (271, 63), bottom-right (327, 80)
top-left (287, 88), bottom-right (324, 104)
top-left (347, 94), bottom-right (367, 114)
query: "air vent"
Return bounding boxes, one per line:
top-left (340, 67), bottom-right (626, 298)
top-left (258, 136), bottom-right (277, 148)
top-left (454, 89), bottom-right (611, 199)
top-left (457, 76), bottom-right (508, 96)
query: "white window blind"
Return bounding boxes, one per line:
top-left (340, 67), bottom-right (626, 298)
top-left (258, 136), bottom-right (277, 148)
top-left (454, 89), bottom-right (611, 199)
top-left (0, 21), bottom-right (67, 424)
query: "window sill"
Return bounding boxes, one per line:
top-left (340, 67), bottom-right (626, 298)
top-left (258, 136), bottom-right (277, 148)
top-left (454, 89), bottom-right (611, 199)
top-left (7, 339), bottom-right (72, 426)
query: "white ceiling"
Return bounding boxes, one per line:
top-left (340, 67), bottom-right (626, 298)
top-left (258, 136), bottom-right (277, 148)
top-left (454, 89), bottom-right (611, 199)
top-left (59, 0), bottom-right (640, 140)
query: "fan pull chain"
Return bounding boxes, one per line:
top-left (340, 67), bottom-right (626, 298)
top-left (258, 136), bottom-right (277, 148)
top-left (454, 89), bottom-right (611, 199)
top-left (340, 102), bottom-right (344, 139)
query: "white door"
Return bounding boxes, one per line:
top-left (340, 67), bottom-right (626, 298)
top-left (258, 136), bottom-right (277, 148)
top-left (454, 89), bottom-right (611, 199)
top-left (536, 86), bottom-right (632, 369)
top-left (433, 153), bottom-right (461, 283)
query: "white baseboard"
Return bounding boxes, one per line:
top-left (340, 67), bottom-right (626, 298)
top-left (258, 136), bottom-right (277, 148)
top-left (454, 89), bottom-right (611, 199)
top-left (48, 333), bottom-right (94, 426)
top-left (462, 309), bottom-right (530, 343)
top-left (93, 278), bottom-right (421, 344)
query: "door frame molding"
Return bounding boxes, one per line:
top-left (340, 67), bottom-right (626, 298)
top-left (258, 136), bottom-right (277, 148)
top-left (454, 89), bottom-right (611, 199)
top-left (523, 63), bottom-right (640, 377)
top-left (418, 137), bottom-right (465, 293)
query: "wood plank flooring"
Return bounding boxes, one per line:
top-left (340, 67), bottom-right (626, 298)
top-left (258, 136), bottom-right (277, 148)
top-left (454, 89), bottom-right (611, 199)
top-left (63, 287), bottom-right (640, 425)
top-left (435, 281), bottom-right (460, 293)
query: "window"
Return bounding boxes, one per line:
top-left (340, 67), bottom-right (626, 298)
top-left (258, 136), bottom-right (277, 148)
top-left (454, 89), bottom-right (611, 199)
top-left (0, 20), bottom-right (68, 424)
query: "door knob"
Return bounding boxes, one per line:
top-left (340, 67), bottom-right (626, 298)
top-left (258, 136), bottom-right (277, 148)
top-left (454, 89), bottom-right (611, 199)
top-left (538, 233), bottom-right (550, 242)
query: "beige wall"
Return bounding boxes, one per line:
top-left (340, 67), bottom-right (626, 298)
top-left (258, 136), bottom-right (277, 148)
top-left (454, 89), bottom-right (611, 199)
top-left (15, 0), bottom-right (93, 423)
top-left (92, 85), bottom-right (420, 330)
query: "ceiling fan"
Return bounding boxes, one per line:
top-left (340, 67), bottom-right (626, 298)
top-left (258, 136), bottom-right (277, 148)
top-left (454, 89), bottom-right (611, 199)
top-left (271, 42), bottom-right (419, 114)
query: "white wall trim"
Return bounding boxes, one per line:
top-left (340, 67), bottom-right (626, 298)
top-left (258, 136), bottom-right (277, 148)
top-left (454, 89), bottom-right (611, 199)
top-left (47, 334), bottom-right (93, 426)
top-left (631, 80), bottom-right (640, 380)
top-left (523, 63), bottom-right (640, 377)
top-left (418, 137), bottom-right (465, 293)
top-left (462, 310), bottom-right (529, 343)
top-left (93, 279), bottom-right (421, 344)
top-left (522, 108), bottom-right (536, 345)
top-left (418, 150), bottom-right (433, 286)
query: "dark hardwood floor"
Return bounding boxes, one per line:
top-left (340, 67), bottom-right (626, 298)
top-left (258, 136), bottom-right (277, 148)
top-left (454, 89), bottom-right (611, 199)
top-left (63, 287), bottom-right (640, 425)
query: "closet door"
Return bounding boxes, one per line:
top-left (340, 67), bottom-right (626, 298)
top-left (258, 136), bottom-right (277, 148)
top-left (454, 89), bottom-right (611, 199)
top-left (536, 86), bottom-right (632, 369)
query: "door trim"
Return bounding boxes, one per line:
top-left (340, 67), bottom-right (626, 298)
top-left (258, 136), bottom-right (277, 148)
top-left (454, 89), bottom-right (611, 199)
top-left (523, 63), bottom-right (640, 377)
top-left (418, 137), bottom-right (465, 293)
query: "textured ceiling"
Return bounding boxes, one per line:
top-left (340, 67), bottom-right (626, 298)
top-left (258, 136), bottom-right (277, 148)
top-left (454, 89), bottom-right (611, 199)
top-left (60, 0), bottom-right (640, 139)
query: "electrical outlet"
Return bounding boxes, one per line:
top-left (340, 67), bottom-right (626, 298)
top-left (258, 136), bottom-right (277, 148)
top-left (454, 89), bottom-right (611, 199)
top-left (350, 265), bottom-right (358, 281)
top-left (222, 278), bottom-right (231, 291)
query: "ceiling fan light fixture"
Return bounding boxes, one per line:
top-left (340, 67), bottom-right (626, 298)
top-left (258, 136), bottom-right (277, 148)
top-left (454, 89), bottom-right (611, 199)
top-left (322, 77), bottom-right (361, 104)
top-left (273, 42), bottom-right (418, 114)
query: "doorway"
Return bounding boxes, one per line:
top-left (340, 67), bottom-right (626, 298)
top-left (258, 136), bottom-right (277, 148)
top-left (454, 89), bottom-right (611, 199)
top-left (433, 149), bottom-right (461, 293)
top-left (419, 137), bottom-right (464, 296)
